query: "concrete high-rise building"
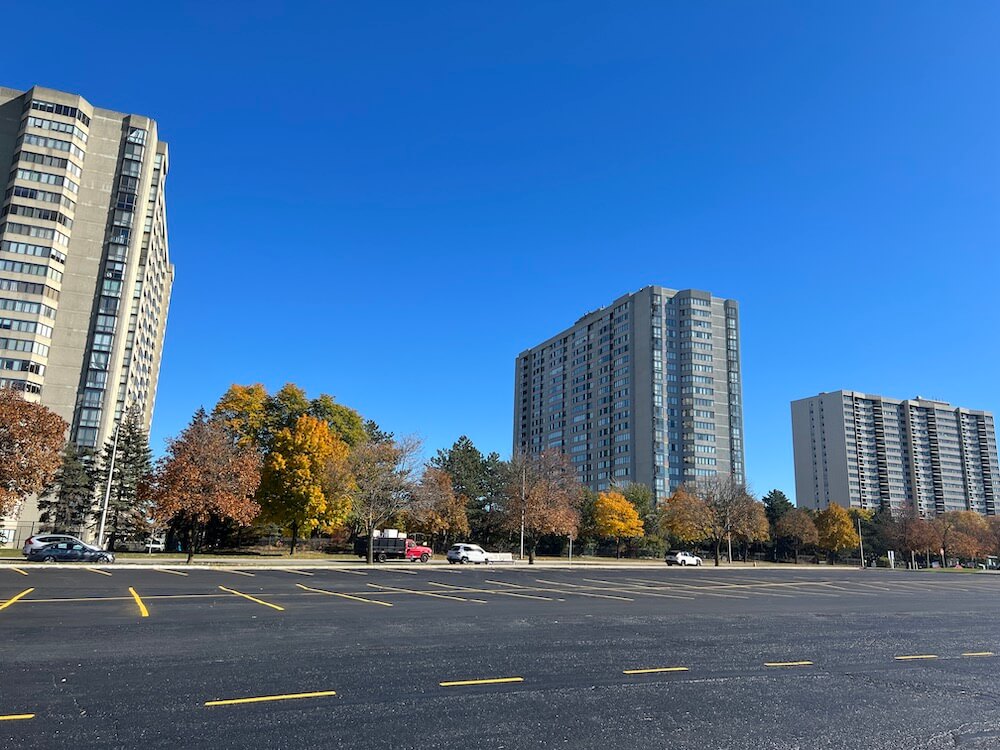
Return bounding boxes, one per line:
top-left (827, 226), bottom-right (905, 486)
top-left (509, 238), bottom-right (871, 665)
top-left (0, 85), bottom-right (174, 544)
top-left (791, 391), bottom-right (999, 517)
top-left (513, 286), bottom-right (744, 502)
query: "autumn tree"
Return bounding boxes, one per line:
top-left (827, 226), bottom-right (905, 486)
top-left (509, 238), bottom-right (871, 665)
top-left (408, 467), bottom-right (470, 549)
top-left (692, 475), bottom-right (758, 566)
top-left (350, 436), bottom-right (422, 564)
top-left (97, 405), bottom-right (153, 551)
top-left (212, 383), bottom-right (269, 449)
top-left (258, 415), bottom-right (354, 555)
top-left (815, 503), bottom-right (859, 558)
top-left (307, 394), bottom-right (366, 447)
top-left (594, 490), bottom-right (644, 558)
top-left (0, 387), bottom-right (67, 517)
top-left (264, 383), bottom-right (310, 440)
top-left (38, 443), bottom-right (98, 534)
top-left (896, 511), bottom-right (940, 568)
top-left (776, 508), bottom-right (818, 564)
top-left (658, 486), bottom-right (712, 546)
top-left (150, 409), bottom-right (261, 563)
top-left (503, 450), bottom-right (582, 564)
top-left (934, 511), bottom-right (990, 564)
top-left (732, 499), bottom-right (770, 561)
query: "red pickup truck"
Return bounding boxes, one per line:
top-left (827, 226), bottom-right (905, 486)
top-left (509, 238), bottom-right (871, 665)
top-left (355, 534), bottom-right (433, 562)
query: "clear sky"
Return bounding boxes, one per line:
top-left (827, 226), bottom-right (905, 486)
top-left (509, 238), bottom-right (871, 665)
top-left (6, 1), bottom-right (999, 502)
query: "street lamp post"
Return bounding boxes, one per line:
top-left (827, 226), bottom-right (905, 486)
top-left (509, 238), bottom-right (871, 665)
top-left (96, 422), bottom-right (121, 551)
top-left (519, 465), bottom-right (525, 561)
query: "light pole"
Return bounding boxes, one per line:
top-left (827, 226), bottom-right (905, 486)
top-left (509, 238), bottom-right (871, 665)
top-left (857, 516), bottom-right (865, 569)
top-left (519, 464), bottom-right (525, 561)
top-left (97, 421), bottom-right (121, 551)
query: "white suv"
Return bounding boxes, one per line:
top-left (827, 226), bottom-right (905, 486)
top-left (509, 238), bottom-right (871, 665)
top-left (665, 550), bottom-right (703, 567)
top-left (22, 534), bottom-right (87, 557)
top-left (447, 544), bottom-right (490, 565)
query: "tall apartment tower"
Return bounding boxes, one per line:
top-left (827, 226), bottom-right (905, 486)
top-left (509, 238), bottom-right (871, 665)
top-left (0, 85), bottom-right (173, 540)
top-left (791, 391), bottom-right (999, 517)
top-left (513, 286), bottom-right (744, 503)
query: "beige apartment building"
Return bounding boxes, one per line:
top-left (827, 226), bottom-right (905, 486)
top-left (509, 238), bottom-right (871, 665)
top-left (514, 286), bottom-right (745, 503)
top-left (791, 391), bottom-right (999, 517)
top-left (0, 85), bottom-right (173, 545)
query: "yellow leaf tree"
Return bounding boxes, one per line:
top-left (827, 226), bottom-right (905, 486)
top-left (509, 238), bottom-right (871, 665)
top-left (258, 415), bottom-right (354, 555)
top-left (816, 503), bottom-right (859, 557)
top-left (213, 383), bottom-right (269, 450)
top-left (594, 490), bottom-right (645, 558)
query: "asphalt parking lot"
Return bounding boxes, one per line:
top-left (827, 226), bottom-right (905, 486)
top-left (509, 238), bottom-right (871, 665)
top-left (2, 564), bottom-right (999, 749)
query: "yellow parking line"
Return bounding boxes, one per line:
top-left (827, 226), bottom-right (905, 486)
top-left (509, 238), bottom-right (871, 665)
top-left (0, 588), bottom-right (34, 612)
top-left (218, 585), bottom-right (284, 611)
top-left (153, 568), bottom-right (188, 577)
top-left (962, 651), bottom-right (995, 657)
top-left (367, 582), bottom-right (487, 604)
top-left (440, 677), bottom-right (523, 687)
top-left (764, 661), bottom-right (814, 667)
top-left (86, 568), bottom-right (112, 576)
top-left (296, 583), bottom-right (392, 607)
top-left (128, 587), bottom-right (149, 617)
top-left (623, 667), bottom-right (689, 675)
top-left (205, 690), bottom-right (336, 707)
top-left (10, 567), bottom-right (28, 576)
top-left (894, 654), bottom-right (938, 661)
top-left (0, 714), bottom-right (34, 721)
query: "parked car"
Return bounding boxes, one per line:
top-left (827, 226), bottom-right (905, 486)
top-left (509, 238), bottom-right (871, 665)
top-left (22, 534), bottom-right (86, 557)
top-left (665, 550), bottom-right (703, 567)
top-left (353, 531), bottom-right (433, 562)
top-left (447, 543), bottom-right (490, 564)
top-left (27, 541), bottom-right (115, 564)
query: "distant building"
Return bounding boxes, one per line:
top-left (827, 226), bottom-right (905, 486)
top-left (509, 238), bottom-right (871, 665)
top-left (513, 286), bottom-right (744, 503)
top-left (0, 85), bottom-right (174, 544)
top-left (791, 391), bottom-right (999, 517)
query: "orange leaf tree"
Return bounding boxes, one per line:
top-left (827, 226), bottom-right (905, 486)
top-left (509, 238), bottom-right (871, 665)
top-left (658, 486), bottom-right (712, 546)
top-left (594, 490), bottom-right (644, 558)
top-left (775, 508), bottom-right (818, 563)
top-left (150, 409), bottom-right (261, 563)
top-left (409, 467), bottom-right (470, 549)
top-left (505, 450), bottom-right (582, 564)
top-left (0, 387), bottom-right (67, 516)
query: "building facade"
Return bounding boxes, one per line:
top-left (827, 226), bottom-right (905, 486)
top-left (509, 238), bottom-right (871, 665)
top-left (0, 85), bottom-right (174, 544)
top-left (791, 391), bottom-right (999, 517)
top-left (513, 286), bottom-right (744, 503)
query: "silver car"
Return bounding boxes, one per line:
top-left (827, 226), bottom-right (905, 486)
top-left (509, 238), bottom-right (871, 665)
top-left (22, 533), bottom-right (87, 557)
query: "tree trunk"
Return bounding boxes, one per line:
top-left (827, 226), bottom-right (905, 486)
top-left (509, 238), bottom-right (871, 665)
top-left (528, 539), bottom-right (536, 565)
top-left (714, 539), bottom-right (722, 567)
top-left (290, 521), bottom-right (298, 557)
top-left (616, 538), bottom-right (621, 559)
top-left (793, 543), bottom-right (799, 565)
top-left (185, 525), bottom-right (195, 564)
top-left (367, 531), bottom-right (375, 565)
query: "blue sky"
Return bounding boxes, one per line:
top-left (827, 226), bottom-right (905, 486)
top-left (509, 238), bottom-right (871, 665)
top-left (7, 1), bottom-right (999, 501)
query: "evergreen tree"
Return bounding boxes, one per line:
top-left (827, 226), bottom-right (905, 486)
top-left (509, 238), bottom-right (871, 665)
top-left (39, 443), bottom-right (98, 534)
top-left (97, 405), bottom-right (153, 550)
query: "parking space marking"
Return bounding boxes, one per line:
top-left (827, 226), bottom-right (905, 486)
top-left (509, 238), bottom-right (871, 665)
top-left (128, 587), bottom-right (149, 617)
top-left (428, 581), bottom-right (556, 601)
top-left (0, 587), bottom-right (34, 612)
top-left (220, 568), bottom-right (255, 577)
top-left (0, 714), bottom-right (34, 721)
top-left (764, 661), bottom-right (813, 668)
top-left (581, 578), bottom-right (696, 600)
top-left (440, 677), bottom-right (523, 687)
top-left (962, 652), bottom-right (995, 657)
top-left (331, 568), bottom-right (368, 576)
top-left (87, 568), bottom-right (113, 576)
top-left (623, 666), bottom-right (689, 675)
top-left (205, 690), bottom-right (336, 707)
top-left (218, 585), bottom-right (285, 611)
top-left (153, 567), bottom-right (188, 577)
top-left (296, 583), bottom-right (393, 607)
top-left (623, 577), bottom-right (749, 599)
top-left (9, 567), bottom-right (28, 576)
top-left (367, 582), bottom-right (487, 604)
top-left (497, 579), bottom-right (633, 602)
top-left (285, 569), bottom-right (314, 576)
top-left (894, 654), bottom-right (938, 661)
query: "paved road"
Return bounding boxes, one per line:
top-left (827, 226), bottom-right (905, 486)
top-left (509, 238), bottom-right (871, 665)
top-left (2, 565), bottom-right (999, 749)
